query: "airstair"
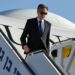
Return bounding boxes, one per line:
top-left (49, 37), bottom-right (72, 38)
top-left (0, 29), bottom-right (65, 75)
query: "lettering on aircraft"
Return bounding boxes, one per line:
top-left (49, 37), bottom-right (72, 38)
top-left (0, 47), bottom-right (21, 75)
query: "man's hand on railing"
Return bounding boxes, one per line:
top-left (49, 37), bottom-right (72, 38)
top-left (23, 45), bottom-right (30, 54)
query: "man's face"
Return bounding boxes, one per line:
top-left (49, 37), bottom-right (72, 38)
top-left (37, 8), bottom-right (48, 20)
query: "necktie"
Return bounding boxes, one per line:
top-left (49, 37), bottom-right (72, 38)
top-left (39, 21), bottom-right (43, 36)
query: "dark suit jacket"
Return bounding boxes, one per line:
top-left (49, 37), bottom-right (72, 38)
top-left (20, 18), bottom-right (51, 54)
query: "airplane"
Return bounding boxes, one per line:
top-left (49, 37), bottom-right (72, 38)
top-left (0, 9), bottom-right (75, 75)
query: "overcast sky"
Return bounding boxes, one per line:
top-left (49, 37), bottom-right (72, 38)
top-left (0, 0), bottom-right (75, 23)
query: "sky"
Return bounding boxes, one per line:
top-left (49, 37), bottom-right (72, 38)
top-left (0, 0), bottom-right (75, 23)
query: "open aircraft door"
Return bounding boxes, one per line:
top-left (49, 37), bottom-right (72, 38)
top-left (51, 39), bottom-right (75, 75)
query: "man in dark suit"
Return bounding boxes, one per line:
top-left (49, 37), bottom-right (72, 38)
top-left (20, 4), bottom-right (51, 55)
